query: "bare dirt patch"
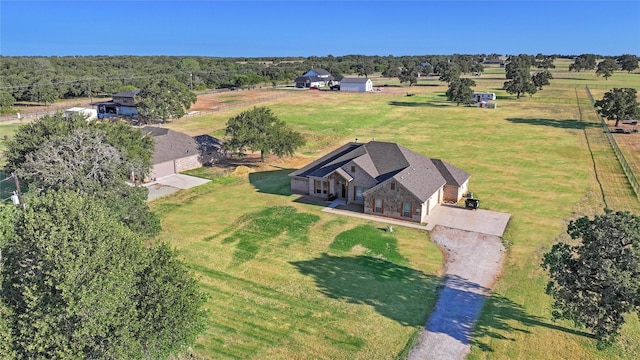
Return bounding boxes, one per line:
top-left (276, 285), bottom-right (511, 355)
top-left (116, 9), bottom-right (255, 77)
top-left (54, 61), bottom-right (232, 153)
top-left (191, 89), bottom-right (280, 111)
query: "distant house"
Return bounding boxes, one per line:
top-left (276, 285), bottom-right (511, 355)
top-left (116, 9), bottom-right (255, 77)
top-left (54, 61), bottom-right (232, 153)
top-left (339, 78), bottom-right (373, 92)
top-left (289, 141), bottom-right (470, 223)
top-left (295, 68), bottom-right (335, 88)
top-left (142, 126), bottom-right (224, 180)
top-left (96, 90), bottom-right (140, 119)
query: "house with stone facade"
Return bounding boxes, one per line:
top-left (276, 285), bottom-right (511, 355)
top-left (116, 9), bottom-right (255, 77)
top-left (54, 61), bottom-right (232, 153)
top-left (142, 126), bottom-right (223, 180)
top-left (288, 141), bottom-right (470, 223)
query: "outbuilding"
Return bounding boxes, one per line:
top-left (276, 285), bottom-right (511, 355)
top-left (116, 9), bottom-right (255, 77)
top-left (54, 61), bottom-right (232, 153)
top-left (340, 78), bottom-right (373, 92)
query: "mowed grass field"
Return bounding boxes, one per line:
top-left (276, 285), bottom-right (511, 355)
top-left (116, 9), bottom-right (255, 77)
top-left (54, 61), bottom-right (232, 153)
top-left (1, 59), bottom-right (639, 359)
top-left (155, 60), bottom-right (640, 359)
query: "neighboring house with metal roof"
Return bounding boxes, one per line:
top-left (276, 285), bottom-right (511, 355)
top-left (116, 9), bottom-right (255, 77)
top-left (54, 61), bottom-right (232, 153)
top-left (96, 90), bottom-right (140, 119)
top-left (288, 141), bottom-right (470, 223)
top-left (339, 77), bottom-right (373, 92)
top-left (142, 126), bottom-right (224, 180)
top-left (295, 68), bottom-right (335, 88)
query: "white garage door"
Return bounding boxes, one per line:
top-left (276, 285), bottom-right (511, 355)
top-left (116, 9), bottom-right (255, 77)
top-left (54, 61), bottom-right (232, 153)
top-left (151, 161), bottom-right (175, 179)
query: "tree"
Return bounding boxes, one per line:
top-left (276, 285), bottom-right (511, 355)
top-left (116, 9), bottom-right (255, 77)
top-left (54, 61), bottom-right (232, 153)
top-left (596, 58), bottom-right (618, 80)
top-left (3, 113), bottom-right (88, 173)
top-left (0, 91), bottom-right (15, 113)
top-left (532, 69), bottom-right (553, 90)
top-left (446, 78), bottom-right (476, 106)
top-left (398, 66), bottom-right (420, 86)
top-left (618, 54), bottom-right (638, 73)
top-left (137, 75), bottom-right (196, 123)
top-left (503, 56), bottom-right (537, 98)
top-left (536, 55), bottom-right (556, 69)
top-left (4, 113), bottom-right (159, 239)
top-left (356, 61), bottom-right (375, 77)
top-left (594, 88), bottom-right (640, 127)
top-left (0, 191), bottom-right (206, 358)
top-left (541, 211), bottom-right (640, 345)
top-left (3, 113), bottom-right (153, 180)
top-left (26, 81), bottom-right (57, 105)
top-left (569, 54), bottom-right (597, 72)
top-left (435, 62), bottom-right (461, 84)
top-left (18, 129), bottom-right (124, 193)
top-left (224, 106), bottom-right (305, 162)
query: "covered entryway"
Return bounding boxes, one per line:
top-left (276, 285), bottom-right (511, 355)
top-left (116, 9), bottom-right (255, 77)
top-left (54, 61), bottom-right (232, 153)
top-left (324, 167), bottom-right (353, 201)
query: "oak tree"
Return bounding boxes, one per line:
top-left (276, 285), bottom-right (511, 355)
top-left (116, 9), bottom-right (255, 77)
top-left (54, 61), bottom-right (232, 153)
top-left (137, 75), bottom-right (196, 123)
top-left (541, 211), bottom-right (640, 345)
top-left (503, 55), bottom-right (537, 98)
top-left (446, 78), bottom-right (476, 106)
top-left (618, 54), bottom-right (638, 73)
top-left (224, 106), bottom-right (305, 162)
top-left (0, 191), bottom-right (206, 358)
top-left (594, 88), bottom-right (639, 127)
top-left (532, 69), bottom-right (553, 90)
top-left (595, 58), bottom-right (618, 80)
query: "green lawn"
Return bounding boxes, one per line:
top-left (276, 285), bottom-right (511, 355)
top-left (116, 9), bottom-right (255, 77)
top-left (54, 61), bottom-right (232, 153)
top-left (2, 61), bottom-right (639, 359)
top-left (154, 63), bottom-right (639, 359)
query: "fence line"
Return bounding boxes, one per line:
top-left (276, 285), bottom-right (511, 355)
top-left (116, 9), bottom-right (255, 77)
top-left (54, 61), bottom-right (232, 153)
top-left (585, 85), bottom-right (640, 200)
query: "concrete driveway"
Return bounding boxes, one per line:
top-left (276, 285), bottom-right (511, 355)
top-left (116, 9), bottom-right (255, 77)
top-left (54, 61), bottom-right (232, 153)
top-left (144, 174), bottom-right (210, 201)
top-left (425, 204), bottom-right (511, 237)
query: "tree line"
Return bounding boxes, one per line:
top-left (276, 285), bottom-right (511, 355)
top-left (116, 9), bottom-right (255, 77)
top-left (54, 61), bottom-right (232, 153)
top-left (2, 53), bottom-right (636, 112)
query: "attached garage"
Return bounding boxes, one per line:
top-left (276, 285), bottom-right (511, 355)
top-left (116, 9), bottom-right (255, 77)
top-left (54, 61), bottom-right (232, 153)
top-left (151, 160), bottom-right (176, 179)
top-left (143, 126), bottom-right (224, 181)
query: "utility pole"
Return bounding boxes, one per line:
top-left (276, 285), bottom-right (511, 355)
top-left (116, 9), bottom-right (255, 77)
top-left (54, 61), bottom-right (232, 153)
top-left (88, 78), bottom-right (93, 105)
top-left (11, 172), bottom-right (26, 211)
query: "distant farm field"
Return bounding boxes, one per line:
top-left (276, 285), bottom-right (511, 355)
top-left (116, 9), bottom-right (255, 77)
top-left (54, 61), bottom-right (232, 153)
top-left (2, 60), bottom-right (639, 359)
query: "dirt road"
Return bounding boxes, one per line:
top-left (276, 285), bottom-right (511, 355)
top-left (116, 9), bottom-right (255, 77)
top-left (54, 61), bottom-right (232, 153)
top-left (407, 226), bottom-right (506, 360)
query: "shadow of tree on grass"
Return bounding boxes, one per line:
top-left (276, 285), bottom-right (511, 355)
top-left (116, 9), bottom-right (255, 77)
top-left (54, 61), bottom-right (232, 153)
top-left (291, 254), bottom-right (442, 326)
top-left (248, 168), bottom-right (295, 195)
top-left (506, 117), bottom-right (600, 130)
top-left (388, 101), bottom-right (452, 107)
top-left (472, 293), bottom-right (594, 352)
top-left (291, 254), bottom-right (594, 352)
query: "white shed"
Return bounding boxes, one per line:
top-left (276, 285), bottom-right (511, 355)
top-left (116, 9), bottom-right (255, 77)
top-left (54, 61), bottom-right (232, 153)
top-left (340, 78), bottom-right (373, 92)
top-left (65, 107), bottom-right (97, 121)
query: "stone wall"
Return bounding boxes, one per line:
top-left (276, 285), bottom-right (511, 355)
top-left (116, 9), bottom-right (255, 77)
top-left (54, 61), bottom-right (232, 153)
top-left (175, 155), bottom-right (202, 172)
top-left (290, 176), bottom-right (308, 194)
top-left (346, 162), bottom-right (378, 204)
top-left (363, 181), bottom-right (423, 222)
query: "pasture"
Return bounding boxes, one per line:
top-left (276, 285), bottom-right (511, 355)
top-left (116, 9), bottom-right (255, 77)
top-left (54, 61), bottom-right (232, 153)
top-left (2, 60), bottom-right (639, 358)
top-left (151, 62), bottom-right (640, 359)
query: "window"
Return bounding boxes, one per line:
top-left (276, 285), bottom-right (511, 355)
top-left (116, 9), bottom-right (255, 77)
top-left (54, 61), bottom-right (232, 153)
top-left (390, 182), bottom-right (396, 190)
top-left (355, 186), bottom-right (364, 201)
top-left (403, 202), bottom-right (411, 217)
top-left (351, 166), bottom-right (356, 173)
top-left (315, 180), bottom-right (327, 194)
top-left (374, 198), bottom-right (383, 213)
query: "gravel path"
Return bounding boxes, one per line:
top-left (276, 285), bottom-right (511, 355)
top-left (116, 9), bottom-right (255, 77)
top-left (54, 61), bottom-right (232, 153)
top-left (407, 225), bottom-right (506, 360)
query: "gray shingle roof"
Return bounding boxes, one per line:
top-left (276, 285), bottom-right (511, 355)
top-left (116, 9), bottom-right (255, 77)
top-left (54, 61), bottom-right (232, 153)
top-left (305, 68), bottom-right (331, 76)
top-left (340, 77), bottom-right (371, 84)
top-left (142, 126), bottom-right (200, 164)
top-left (290, 141), bottom-right (470, 202)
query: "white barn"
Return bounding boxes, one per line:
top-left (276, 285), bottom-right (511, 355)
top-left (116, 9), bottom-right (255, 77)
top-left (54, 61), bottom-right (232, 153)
top-left (340, 78), bottom-right (373, 92)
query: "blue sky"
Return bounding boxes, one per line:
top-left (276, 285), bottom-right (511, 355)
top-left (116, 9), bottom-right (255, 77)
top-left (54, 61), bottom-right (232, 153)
top-left (1, 1), bottom-right (639, 57)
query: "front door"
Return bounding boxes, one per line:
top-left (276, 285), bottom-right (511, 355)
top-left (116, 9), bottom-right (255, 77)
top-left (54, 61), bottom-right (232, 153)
top-left (341, 183), bottom-right (346, 198)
